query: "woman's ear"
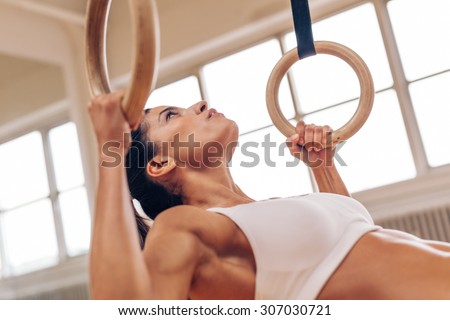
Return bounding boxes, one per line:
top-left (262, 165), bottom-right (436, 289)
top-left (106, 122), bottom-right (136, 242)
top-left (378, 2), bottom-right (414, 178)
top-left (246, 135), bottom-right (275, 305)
top-left (146, 155), bottom-right (177, 180)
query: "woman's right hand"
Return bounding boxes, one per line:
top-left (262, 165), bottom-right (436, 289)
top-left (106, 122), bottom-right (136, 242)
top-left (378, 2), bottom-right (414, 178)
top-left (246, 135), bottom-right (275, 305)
top-left (87, 89), bottom-right (137, 154)
top-left (286, 121), bottom-right (335, 168)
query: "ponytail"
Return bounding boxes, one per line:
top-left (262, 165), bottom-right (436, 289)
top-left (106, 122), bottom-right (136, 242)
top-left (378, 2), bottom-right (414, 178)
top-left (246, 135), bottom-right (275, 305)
top-left (125, 116), bottom-right (183, 249)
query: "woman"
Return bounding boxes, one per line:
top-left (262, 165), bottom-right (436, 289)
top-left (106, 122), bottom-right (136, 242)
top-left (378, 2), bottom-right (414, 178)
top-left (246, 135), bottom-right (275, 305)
top-left (88, 90), bottom-right (450, 300)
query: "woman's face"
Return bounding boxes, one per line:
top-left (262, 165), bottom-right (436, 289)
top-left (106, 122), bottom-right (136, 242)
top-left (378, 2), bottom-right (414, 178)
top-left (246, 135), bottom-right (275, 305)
top-left (143, 101), bottom-right (239, 167)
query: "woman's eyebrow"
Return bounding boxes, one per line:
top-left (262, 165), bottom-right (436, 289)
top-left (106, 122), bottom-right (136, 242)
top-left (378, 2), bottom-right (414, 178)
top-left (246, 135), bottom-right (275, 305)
top-left (158, 106), bottom-right (177, 122)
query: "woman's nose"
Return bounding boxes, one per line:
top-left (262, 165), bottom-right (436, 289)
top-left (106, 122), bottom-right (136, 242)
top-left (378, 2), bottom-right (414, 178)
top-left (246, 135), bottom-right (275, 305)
top-left (189, 101), bottom-right (208, 114)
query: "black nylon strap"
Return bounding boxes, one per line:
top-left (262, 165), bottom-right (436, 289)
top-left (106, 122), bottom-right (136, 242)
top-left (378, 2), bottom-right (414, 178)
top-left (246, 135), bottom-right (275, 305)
top-left (290, 0), bottom-right (316, 59)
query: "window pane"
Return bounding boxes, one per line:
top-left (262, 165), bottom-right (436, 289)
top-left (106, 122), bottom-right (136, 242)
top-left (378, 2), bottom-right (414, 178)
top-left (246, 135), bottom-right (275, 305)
top-left (49, 123), bottom-right (85, 192)
top-left (59, 187), bottom-right (91, 256)
top-left (0, 247), bottom-right (3, 278)
top-left (285, 3), bottom-right (392, 113)
top-left (203, 40), bottom-right (295, 134)
top-left (0, 132), bottom-right (49, 210)
top-left (230, 124), bottom-right (313, 200)
top-left (409, 72), bottom-right (450, 167)
top-left (388, 0), bottom-right (450, 81)
top-left (305, 90), bottom-right (416, 192)
top-left (2, 199), bottom-right (58, 275)
top-left (285, 52), bottom-right (361, 114)
top-left (146, 76), bottom-right (202, 108)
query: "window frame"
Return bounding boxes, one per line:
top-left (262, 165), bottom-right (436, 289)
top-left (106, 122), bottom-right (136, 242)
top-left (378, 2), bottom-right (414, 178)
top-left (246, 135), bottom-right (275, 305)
top-left (0, 100), bottom-right (90, 279)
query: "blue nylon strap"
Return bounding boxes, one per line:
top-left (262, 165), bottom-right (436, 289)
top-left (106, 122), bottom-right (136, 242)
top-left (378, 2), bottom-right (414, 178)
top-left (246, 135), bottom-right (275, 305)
top-left (290, 0), bottom-right (316, 59)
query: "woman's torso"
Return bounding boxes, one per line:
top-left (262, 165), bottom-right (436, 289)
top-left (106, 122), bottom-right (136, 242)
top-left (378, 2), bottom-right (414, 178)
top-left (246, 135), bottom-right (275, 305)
top-left (206, 193), bottom-right (381, 299)
top-left (151, 195), bottom-right (450, 299)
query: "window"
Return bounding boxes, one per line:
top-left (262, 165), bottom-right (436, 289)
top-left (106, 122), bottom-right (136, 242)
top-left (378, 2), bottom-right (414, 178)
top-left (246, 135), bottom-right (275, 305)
top-left (388, 0), bottom-right (450, 168)
top-left (285, 3), bottom-right (393, 112)
top-left (202, 40), bottom-right (295, 134)
top-left (49, 123), bottom-right (91, 256)
top-left (230, 124), bottom-right (313, 200)
top-left (388, 0), bottom-right (450, 81)
top-left (409, 73), bottom-right (450, 167)
top-left (146, 76), bottom-right (202, 108)
top-left (284, 3), bottom-right (416, 191)
top-left (304, 90), bottom-right (416, 192)
top-left (0, 132), bottom-right (57, 276)
top-left (0, 122), bottom-right (90, 277)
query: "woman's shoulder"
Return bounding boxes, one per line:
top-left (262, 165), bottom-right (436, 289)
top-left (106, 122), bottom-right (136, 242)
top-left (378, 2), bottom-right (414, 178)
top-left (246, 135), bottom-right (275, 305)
top-left (151, 204), bottom-right (238, 244)
top-left (152, 205), bottom-right (209, 230)
top-left (146, 205), bottom-right (238, 262)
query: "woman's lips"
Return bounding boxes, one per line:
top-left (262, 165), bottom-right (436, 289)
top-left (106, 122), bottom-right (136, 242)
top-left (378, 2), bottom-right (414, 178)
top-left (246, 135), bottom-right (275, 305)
top-left (207, 108), bottom-right (224, 119)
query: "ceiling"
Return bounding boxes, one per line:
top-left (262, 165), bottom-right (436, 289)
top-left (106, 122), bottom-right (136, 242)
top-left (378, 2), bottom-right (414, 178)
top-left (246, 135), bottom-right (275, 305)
top-left (0, 54), bottom-right (51, 88)
top-left (0, 0), bottom-right (293, 125)
top-left (32, 0), bottom-right (88, 13)
top-left (27, 0), bottom-right (189, 15)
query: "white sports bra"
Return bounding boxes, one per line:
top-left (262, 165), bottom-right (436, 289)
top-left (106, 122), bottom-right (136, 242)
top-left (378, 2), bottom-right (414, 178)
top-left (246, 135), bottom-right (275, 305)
top-left (207, 193), bottom-right (381, 299)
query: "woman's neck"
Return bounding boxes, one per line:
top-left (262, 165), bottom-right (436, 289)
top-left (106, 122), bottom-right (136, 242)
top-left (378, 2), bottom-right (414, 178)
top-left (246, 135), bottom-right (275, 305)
top-left (179, 164), bottom-right (254, 209)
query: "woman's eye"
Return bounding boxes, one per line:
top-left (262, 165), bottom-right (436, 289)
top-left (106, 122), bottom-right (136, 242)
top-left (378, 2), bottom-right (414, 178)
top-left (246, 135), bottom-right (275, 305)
top-left (166, 111), bottom-right (177, 121)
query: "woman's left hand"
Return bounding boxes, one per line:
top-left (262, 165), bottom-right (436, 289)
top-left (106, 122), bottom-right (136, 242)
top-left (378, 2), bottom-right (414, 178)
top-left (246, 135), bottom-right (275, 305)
top-left (286, 121), bottom-right (335, 168)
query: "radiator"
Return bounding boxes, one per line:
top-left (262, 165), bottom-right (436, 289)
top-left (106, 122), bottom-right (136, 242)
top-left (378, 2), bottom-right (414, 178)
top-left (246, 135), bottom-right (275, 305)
top-left (19, 283), bottom-right (90, 300)
top-left (376, 205), bottom-right (450, 242)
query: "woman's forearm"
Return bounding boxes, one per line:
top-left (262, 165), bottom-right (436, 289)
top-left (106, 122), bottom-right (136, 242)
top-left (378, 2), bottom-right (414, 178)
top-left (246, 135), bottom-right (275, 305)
top-left (89, 154), bottom-right (151, 299)
top-left (311, 163), bottom-right (351, 197)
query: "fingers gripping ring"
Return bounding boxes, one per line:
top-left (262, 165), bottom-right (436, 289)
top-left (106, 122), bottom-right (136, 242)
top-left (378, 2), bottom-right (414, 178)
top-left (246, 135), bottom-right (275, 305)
top-left (85, 0), bottom-right (160, 126)
top-left (266, 41), bottom-right (374, 146)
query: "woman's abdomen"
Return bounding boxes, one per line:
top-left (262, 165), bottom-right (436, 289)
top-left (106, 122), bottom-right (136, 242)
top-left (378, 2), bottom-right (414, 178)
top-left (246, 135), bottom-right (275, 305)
top-left (318, 229), bottom-right (450, 299)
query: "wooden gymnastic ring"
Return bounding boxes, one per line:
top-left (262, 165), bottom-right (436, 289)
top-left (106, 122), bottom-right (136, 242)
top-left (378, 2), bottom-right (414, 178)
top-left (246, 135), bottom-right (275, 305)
top-left (266, 41), bottom-right (374, 146)
top-left (85, 0), bottom-right (160, 126)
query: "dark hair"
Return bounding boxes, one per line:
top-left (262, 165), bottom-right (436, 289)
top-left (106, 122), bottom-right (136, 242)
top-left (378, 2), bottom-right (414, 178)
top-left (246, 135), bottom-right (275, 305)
top-left (125, 113), bottom-right (183, 248)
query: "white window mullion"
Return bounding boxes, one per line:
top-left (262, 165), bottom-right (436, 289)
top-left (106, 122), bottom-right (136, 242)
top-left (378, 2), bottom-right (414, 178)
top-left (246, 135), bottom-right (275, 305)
top-left (279, 35), bottom-right (304, 121)
top-left (0, 212), bottom-right (11, 277)
top-left (373, 0), bottom-right (429, 175)
top-left (196, 69), bottom-right (210, 103)
top-left (279, 34), bottom-right (318, 193)
top-left (41, 130), bottom-right (68, 262)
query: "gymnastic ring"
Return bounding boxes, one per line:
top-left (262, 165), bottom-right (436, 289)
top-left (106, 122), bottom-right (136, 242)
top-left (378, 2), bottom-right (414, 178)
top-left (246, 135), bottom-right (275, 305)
top-left (85, 0), bottom-right (160, 126)
top-left (266, 41), bottom-right (374, 146)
